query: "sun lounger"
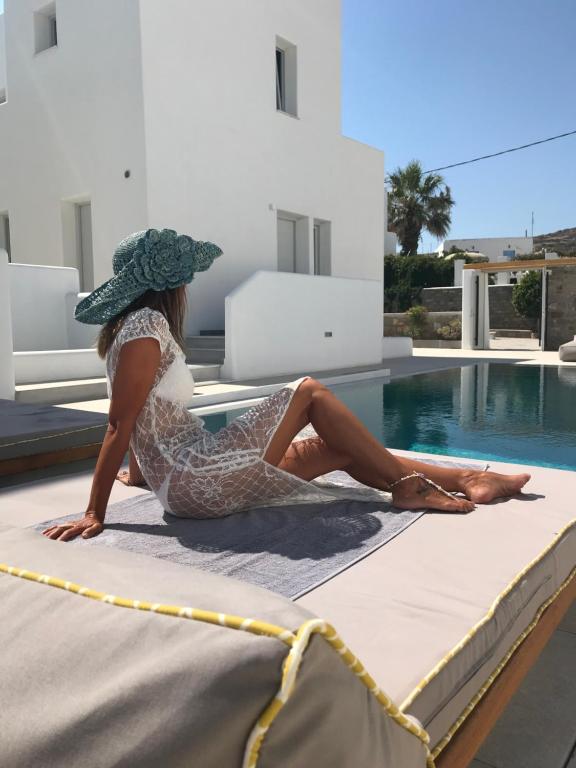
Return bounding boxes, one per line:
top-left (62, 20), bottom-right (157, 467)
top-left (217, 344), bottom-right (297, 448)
top-left (1, 454), bottom-right (574, 767)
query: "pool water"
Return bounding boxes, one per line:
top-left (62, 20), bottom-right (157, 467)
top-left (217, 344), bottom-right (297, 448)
top-left (201, 364), bottom-right (576, 471)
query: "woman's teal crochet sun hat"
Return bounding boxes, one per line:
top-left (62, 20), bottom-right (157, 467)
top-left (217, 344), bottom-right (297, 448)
top-left (75, 228), bottom-right (223, 325)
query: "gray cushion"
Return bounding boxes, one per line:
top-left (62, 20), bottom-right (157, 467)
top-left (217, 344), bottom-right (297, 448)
top-left (559, 340), bottom-right (576, 362)
top-left (0, 524), bottom-right (429, 768)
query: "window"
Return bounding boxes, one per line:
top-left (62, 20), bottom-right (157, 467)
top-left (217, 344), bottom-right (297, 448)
top-left (74, 202), bottom-right (94, 291)
top-left (61, 199), bottom-right (94, 290)
top-left (275, 37), bottom-right (297, 116)
top-left (313, 219), bottom-right (331, 276)
top-left (0, 212), bottom-right (11, 262)
top-left (277, 211), bottom-right (309, 273)
top-left (0, 13), bottom-right (7, 104)
top-left (34, 2), bottom-right (58, 54)
top-left (275, 49), bottom-right (285, 111)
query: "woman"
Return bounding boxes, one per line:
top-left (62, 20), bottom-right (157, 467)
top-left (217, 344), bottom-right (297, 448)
top-left (43, 229), bottom-right (530, 542)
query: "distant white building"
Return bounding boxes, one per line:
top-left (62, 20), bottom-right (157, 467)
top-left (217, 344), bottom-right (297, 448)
top-left (438, 236), bottom-right (533, 285)
top-left (438, 236), bottom-right (533, 262)
top-left (383, 189), bottom-right (398, 256)
top-left (0, 0), bottom-right (385, 339)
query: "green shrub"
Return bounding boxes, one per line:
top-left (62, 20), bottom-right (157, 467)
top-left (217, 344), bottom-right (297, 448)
top-left (512, 271), bottom-right (542, 320)
top-left (405, 305), bottom-right (428, 339)
top-left (384, 255), bottom-right (454, 312)
top-left (436, 318), bottom-right (462, 340)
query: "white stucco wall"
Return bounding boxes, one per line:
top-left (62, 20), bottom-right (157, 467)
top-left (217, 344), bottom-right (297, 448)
top-left (1, 0), bottom-right (385, 345)
top-left (14, 349), bottom-right (104, 384)
top-left (382, 336), bottom-right (412, 358)
top-left (9, 263), bottom-right (79, 351)
top-left (0, 251), bottom-right (15, 398)
top-left (384, 230), bottom-right (398, 256)
top-left (138, 0), bottom-right (385, 335)
top-left (0, 15), bottom-right (6, 96)
top-left (8, 264), bottom-right (98, 351)
top-left (222, 271), bottom-right (383, 379)
top-left (0, 0), bottom-right (148, 285)
top-left (439, 237), bottom-right (533, 262)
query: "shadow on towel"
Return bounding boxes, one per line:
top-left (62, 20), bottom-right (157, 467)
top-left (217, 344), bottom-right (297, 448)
top-left (36, 459), bottom-right (485, 599)
top-left (103, 500), bottom-right (394, 560)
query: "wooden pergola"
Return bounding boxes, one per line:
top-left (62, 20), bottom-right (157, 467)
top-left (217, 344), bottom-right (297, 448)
top-left (463, 257), bottom-right (576, 271)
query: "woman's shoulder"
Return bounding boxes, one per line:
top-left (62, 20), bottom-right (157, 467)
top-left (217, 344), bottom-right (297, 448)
top-left (124, 307), bottom-right (168, 327)
top-left (117, 307), bottom-right (171, 345)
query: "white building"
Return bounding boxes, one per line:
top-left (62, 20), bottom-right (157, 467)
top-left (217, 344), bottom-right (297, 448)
top-left (437, 237), bottom-right (533, 285)
top-left (0, 0), bottom-right (385, 345)
top-left (437, 236), bottom-right (533, 262)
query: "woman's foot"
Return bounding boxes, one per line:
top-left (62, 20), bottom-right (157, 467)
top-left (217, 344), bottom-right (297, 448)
top-left (392, 474), bottom-right (475, 514)
top-left (461, 471), bottom-right (530, 503)
top-left (116, 470), bottom-right (148, 488)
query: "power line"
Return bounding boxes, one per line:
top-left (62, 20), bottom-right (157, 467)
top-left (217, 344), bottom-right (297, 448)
top-left (424, 129), bottom-right (576, 174)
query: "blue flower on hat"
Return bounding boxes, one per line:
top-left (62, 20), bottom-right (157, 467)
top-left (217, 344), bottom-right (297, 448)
top-left (74, 228), bottom-right (223, 325)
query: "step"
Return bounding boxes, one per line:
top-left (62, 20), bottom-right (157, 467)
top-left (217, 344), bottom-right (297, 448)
top-left (16, 378), bottom-right (109, 405)
top-left (185, 335), bottom-right (226, 350)
top-left (15, 364), bottom-right (222, 405)
top-left (186, 349), bottom-right (225, 365)
top-left (490, 329), bottom-right (536, 339)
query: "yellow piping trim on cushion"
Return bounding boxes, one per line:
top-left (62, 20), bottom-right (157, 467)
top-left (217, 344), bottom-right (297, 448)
top-left (0, 562), bottom-right (433, 766)
top-left (0, 563), bottom-right (296, 645)
top-left (431, 564), bottom-right (576, 760)
top-left (400, 517), bottom-right (576, 712)
top-left (242, 618), bottom-right (433, 768)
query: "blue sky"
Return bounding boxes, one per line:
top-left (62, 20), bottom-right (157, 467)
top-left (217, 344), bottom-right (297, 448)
top-left (2, 1), bottom-right (574, 242)
top-left (342, 0), bottom-right (576, 244)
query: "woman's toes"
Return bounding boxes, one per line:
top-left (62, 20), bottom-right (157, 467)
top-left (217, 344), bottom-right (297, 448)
top-left (392, 478), bottom-right (474, 514)
top-left (466, 472), bottom-right (531, 503)
top-left (449, 496), bottom-right (475, 513)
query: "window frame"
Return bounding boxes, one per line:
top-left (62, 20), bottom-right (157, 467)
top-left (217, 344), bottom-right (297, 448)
top-left (34, 2), bottom-right (59, 55)
top-left (275, 37), bottom-right (298, 117)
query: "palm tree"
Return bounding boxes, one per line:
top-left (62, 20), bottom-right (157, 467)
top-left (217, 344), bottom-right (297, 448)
top-left (387, 160), bottom-right (454, 256)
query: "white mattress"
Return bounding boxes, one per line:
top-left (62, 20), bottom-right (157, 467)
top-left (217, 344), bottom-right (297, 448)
top-left (297, 452), bottom-right (576, 758)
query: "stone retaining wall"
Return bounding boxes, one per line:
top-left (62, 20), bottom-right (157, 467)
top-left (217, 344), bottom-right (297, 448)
top-left (384, 311), bottom-right (461, 340)
top-left (546, 266), bottom-right (576, 350)
top-left (420, 284), bottom-right (538, 333)
top-left (419, 287), bottom-right (462, 312)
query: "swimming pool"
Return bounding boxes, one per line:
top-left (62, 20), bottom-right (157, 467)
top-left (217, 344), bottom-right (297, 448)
top-left (201, 364), bottom-right (576, 471)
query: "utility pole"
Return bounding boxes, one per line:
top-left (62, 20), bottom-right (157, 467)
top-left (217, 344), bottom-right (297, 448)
top-left (531, 211), bottom-right (534, 238)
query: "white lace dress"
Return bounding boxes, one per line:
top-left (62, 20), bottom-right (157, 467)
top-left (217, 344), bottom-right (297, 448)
top-left (106, 308), bottom-right (341, 519)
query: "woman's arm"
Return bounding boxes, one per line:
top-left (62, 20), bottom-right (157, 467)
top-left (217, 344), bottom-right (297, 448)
top-left (43, 338), bottom-right (161, 541)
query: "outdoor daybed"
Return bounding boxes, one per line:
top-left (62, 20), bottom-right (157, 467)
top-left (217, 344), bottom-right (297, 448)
top-left (0, 454), bottom-right (575, 768)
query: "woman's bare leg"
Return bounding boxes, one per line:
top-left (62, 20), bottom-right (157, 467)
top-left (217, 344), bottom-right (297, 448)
top-left (265, 378), bottom-right (529, 508)
top-left (264, 379), bottom-right (474, 512)
top-left (393, 456), bottom-right (530, 503)
top-left (279, 437), bottom-right (530, 505)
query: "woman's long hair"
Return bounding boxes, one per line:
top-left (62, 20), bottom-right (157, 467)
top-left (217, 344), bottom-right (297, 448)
top-left (96, 286), bottom-right (187, 358)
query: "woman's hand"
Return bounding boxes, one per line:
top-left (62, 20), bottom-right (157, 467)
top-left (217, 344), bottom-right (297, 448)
top-left (42, 512), bottom-right (104, 542)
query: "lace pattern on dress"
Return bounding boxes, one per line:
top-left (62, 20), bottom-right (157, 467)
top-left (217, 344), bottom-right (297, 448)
top-left (107, 308), bottom-right (344, 518)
